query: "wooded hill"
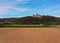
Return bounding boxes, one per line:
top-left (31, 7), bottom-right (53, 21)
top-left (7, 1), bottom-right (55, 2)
top-left (0, 14), bottom-right (60, 25)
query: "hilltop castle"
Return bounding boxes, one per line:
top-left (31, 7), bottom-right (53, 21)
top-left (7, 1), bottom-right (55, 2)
top-left (32, 13), bottom-right (42, 18)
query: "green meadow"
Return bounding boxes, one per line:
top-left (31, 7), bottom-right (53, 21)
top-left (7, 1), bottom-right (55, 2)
top-left (1, 25), bottom-right (54, 28)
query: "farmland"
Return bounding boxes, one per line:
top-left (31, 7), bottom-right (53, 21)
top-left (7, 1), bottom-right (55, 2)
top-left (0, 28), bottom-right (60, 43)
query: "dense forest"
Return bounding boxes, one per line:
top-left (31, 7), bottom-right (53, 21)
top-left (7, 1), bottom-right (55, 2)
top-left (0, 14), bottom-right (60, 26)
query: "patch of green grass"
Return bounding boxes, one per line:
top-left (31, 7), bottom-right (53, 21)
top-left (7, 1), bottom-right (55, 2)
top-left (1, 25), bottom-right (52, 28)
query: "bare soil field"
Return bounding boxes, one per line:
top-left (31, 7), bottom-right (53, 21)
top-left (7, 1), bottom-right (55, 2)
top-left (0, 28), bottom-right (60, 43)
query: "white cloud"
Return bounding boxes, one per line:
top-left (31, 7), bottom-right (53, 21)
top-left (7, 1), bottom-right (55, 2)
top-left (0, 6), bottom-right (9, 14)
top-left (12, 8), bottom-right (29, 12)
top-left (15, 0), bottom-right (30, 2)
top-left (14, 0), bottom-right (30, 4)
top-left (0, 0), bottom-right (30, 6)
top-left (0, 0), bottom-right (31, 15)
top-left (43, 5), bottom-right (60, 13)
top-left (0, 16), bottom-right (5, 18)
top-left (0, 5), bottom-right (30, 16)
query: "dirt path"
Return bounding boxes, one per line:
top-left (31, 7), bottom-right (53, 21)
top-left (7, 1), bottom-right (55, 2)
top-left (0, 28), bottom-right (60, 43)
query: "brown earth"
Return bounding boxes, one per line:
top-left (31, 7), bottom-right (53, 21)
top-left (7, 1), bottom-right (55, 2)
top-left (0, 28), bottom-right (60, 43)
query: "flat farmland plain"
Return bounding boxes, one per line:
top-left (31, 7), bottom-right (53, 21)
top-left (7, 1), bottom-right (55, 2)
top-left (0, 28), bottom-right (60, 43)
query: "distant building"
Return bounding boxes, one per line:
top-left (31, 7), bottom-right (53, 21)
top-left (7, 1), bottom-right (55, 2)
top-left (33, 13), bottom-right (42, 18)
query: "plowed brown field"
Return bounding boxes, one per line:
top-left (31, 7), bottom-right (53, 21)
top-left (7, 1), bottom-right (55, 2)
top-left (0, 28), bottom-right (60, 43)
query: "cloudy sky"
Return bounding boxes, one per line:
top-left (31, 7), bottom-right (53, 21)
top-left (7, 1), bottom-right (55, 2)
top-left (0, 0), bottom-right (60, 18)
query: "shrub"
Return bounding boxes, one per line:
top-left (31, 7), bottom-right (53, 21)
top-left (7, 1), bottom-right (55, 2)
top-left (0, 24), bottom-right (3, 27)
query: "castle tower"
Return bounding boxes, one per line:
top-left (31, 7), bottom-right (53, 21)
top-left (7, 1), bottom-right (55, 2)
top-left (33, 13), bottom-right (42, 18)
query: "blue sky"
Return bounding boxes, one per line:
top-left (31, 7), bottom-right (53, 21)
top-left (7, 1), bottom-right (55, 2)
top-left (0, 0), bottom-right (60, 18)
